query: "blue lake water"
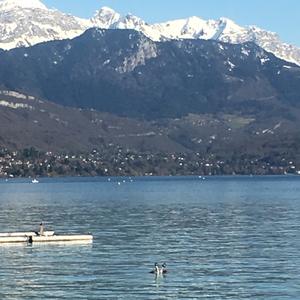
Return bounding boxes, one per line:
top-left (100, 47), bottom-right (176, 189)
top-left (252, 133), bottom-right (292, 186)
top-left (0, 176), bottom-right (300, 299)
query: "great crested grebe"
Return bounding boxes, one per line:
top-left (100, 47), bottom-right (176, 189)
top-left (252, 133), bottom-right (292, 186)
top-left (150, 263), bottom-right (167, 275)
top-left (161, 263), bottom-right (167, 274)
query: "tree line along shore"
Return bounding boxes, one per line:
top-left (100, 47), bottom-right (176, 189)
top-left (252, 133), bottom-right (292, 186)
top-left (0, 146), bottom-right (299, 178)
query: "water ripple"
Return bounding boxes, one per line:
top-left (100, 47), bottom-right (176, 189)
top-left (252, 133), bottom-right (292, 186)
top-left (0, 177), bottom-right (299, 299)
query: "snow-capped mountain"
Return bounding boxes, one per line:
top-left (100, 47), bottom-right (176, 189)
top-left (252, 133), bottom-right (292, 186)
top-left (0, 0), bottom-right (88, 49)
top-left (0, 0), bottom-right (299, 66)
top-left (150, 17), bottom-right (300, 65)
top-left (90, 7), bottom-right (121, 29)
top-left (90, 7), bottom-right (163, 41)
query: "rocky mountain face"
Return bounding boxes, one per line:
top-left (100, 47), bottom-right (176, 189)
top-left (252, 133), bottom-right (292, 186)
top-left (0, 0), bottom-right (299, 65)
top-left (0, 28), bottom-right (299, 120)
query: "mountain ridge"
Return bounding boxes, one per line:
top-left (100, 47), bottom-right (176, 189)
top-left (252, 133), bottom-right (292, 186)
top-left (0, 0), bottom-right (298, 65)
top-left (0, 28), bottom-right (298, 120)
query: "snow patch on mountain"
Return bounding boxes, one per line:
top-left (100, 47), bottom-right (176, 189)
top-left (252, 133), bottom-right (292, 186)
top-left (0, 100), bottom-right (34, 110)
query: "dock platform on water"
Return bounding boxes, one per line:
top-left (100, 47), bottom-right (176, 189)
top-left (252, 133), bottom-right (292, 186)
top-left (0, 230), bottom-right (93, 244)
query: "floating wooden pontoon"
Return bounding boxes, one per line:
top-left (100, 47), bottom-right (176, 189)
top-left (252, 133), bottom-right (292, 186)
top-left (0, 231), bottom-right (93, 244)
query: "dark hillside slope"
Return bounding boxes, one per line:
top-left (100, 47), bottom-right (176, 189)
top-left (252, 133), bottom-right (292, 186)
top-left (0, 28), bottom-right (299, 119)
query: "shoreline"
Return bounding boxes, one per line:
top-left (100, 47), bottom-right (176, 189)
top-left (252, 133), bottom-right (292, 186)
top-left (1, 174), bottom-right (300, 182)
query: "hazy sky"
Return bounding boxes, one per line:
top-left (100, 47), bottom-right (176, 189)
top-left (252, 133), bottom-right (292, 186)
top-left (43, 0), bottom-right (300, 46)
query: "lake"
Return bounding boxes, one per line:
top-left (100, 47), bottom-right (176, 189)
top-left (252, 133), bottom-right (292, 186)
top-left (0, 176), bottom-right (299, 299)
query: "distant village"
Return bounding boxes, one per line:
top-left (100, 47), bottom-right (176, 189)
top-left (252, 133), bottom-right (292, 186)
top-left (0, 145), bottom-right (299, 178)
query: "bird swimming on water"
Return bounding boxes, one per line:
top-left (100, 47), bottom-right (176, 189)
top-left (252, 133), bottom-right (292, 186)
top-left (161, 263), bottom-right (167, 274)
top-left (150, 263), bottom-right (167, 275)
